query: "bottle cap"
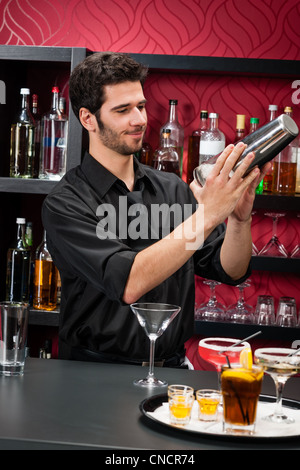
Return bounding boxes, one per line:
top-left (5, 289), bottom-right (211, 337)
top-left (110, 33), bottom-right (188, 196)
top-left (284, 106), bottom-right (293, 113)
top-left (200, 110), bottom-right (208, 118)
top-left (236, 114), bottom-right (245, 129)
top-left (52, 86), bottom-right (60, 93)
top-left (250, 117), bottom-right (259, 123)
top-left (209, 112), bottom-right (219, 118)
top-left (20, 88), bottom-right (30, 95)
top-left (169, 99), bottom-right (178, 105)
top-left (269, 104), bottom-right (278, 111)
top-left (16, 217), bottom-right (26, 224)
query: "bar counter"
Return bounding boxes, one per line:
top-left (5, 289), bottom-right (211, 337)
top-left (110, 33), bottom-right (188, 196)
top-left (0, 358), bottom-right (299, 450)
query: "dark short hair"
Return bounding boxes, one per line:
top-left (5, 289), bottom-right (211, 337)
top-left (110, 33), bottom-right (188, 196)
top-left (69, 51), bottom-right (148, 121)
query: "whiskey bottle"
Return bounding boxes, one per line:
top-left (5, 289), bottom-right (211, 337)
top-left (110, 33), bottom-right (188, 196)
top-left (272, 106), bottom-right (297, 195)
top-left (33, 230), bottom-right (58, 311)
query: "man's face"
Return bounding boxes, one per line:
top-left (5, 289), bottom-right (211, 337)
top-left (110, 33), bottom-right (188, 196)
top-left (95, 81), bottom-right (147, 155)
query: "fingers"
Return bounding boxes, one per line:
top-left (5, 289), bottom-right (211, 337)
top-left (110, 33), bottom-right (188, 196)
top-left (209, 142), bottom-right (249, 181)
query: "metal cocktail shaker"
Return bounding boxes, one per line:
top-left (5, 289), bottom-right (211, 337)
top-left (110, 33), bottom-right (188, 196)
top-left (193, 114), bottom-right (299, 186)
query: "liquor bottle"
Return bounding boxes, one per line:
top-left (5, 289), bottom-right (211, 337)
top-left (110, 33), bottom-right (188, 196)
top-left (272, 106), bottom-right (297, 195)
top-left (10, 88), bottom-right (35, 178)
top-left (33, 230), bottom-right (58, 311)
top-left (199, 112), bottom-right (225, 164)
top-left (263, 104), bottom-right (278, 192)
top-left (152, 129), bottom-right (180, 176)
top-left (31, 94), bottom-right (41, 178)
top-left (25, 221), bottom-right (34, 305)
top-left (186, 110), bottom-right (208, 185)
top-left (296, 145), bottom-right (300, 194)
top-left (139, 141), bottom-right (153, 166)
top-left (159, 99), bottom-right (184, 175)
top-left (249, 117), bottom-right (259, 134)
top-left (39, 86), bottom-right (68, 180)
top-left (235, 114), bottom-right (246, 142)
top-left (249, 118), bottom-right (263, 194)
top-left (6, 218), bottom-right (31, 302)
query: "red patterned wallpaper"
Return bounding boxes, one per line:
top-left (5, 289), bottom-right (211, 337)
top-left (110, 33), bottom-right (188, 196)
top-left (1, 0), bottom-right (299, 362)
top-left (1, 0), bottom-right (300, 60)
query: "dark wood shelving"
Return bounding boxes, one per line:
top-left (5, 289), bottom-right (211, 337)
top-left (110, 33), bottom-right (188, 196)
top-left (29, 308), bottom-right (59, 327)
top-left (0, 177), bottom-right (58, 194)
top-left (254, 193), bottom-right (300, 212)
top-left (194, 320), bottom-right (300, 342)
top-left (251, 256), bottom-right (300, 273)
top-left (131, 53), bottom-right (300, 77)
top-left (1, 46), bottom-right (299, 334)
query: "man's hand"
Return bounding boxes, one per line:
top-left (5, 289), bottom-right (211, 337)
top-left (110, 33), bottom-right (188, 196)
top-left (190, 142), bottom-right (261, 229)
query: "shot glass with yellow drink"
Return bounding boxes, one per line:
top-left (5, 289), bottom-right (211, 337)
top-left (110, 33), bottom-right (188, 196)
top-left (168, 384), bottom-right (194, 426)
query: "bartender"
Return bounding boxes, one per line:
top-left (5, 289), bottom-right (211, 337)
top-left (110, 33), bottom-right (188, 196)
top-left (42, 51), bottom-right (269, 367)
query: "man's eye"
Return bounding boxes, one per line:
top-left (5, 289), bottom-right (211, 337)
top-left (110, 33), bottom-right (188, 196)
top-left (117, 109), bottom-right (127, 113)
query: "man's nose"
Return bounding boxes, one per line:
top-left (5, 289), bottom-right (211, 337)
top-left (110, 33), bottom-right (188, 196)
top-left (130, 107), bottom-right (147, 126)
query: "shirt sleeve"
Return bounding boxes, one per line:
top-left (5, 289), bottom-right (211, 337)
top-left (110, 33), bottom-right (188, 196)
top-left (42, 189), bottom-right (137, 303)
top-left (193, 223), bottom-right (252, 285)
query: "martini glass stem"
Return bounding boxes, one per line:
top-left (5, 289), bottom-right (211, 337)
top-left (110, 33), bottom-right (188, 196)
top-left (147, 338), bottom-right (156, 381)
top-left (273, 377), bottom-right (286, 419)
top-left (272, 215), bottom-right (278, 242)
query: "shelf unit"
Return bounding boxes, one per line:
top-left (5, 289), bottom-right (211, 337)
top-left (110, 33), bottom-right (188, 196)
top-left (1, 46), bottom-right (300, 343)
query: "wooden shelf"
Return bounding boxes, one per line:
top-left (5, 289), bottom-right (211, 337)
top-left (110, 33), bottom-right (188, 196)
top-left (29, 308), bottom-right (59, 327)
top-left (253, 193), bottom-right (300, 212)
top-left (0, 177), bottom-right (58, 194)
top-left (251, 256), bottom-right (300, 273)
top-left (194, 320), bottom-right (299, 342)
top-left (131, 54), bottom-right (300, 77)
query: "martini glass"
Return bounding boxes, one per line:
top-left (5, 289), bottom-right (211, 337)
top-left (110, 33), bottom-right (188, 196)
top-left (198, 337), bottom-right (250, 389)
top-left (195, 280), bottom-right (225, 321)
top-left (130, 302), bottom-right (181, 387)
top-left (226, 281), bottom-right (255, 324)
top-left (255, 348), bottom-right (300, 423)
top-left (259, 212), bottom-right (288, 257)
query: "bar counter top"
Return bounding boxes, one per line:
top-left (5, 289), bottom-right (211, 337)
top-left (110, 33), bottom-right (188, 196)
top-left (0, 358), bottom-right (299, 451)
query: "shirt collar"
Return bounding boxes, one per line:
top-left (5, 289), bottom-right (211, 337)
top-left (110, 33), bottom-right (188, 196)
top-left (81, 151), bottom-right (157, 198)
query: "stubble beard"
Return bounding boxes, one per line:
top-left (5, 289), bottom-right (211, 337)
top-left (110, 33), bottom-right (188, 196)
top-left (96, 118), bottom-right (145, 156)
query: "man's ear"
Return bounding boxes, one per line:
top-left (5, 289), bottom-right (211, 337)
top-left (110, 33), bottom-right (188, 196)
top-left (79, 107), bottom-right (97, 132)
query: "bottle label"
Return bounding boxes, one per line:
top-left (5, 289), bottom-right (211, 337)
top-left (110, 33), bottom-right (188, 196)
top-left (200, 141), bottom-right (225, 156)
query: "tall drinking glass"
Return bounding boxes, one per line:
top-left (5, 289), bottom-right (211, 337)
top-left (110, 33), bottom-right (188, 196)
top-left (198, 337), bottom-right (250, 389)
top-left (130, 302), bottom-right (181, 387)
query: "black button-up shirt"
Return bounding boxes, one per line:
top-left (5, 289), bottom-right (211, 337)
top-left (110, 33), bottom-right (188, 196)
top-left (42, 151), bottom-right (250, 361)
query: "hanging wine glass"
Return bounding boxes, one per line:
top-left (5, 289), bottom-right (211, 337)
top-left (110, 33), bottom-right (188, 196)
top-left (195, 280), bottom-right (225, 321)
top-left (290, 214), bottom-right (300, 258)
top-left (259, 212), bottom-right (288, 257)
top-left (226, 280), bottom-right (255, 324)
